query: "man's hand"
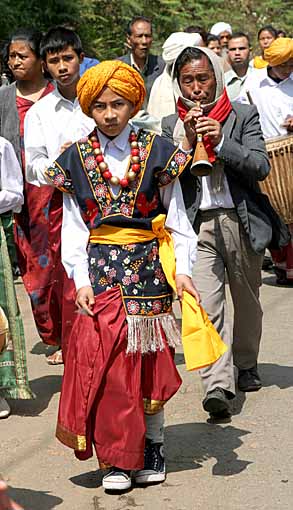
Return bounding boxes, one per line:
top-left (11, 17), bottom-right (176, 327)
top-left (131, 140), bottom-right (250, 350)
top-left (60, 141), bottom-right (73, 154)
top-left (183, 105), bottom-right (203, 147)
top-left (283, 116), bottom-right (293, 132)
top-left (76, 286), bottom-right (95, 316)
top-left (183, 106), bottom-right (223, 148)
top-left (196, 116), bottom-right (223, 147)
top-left (175, 274), bottom-right (200, 304)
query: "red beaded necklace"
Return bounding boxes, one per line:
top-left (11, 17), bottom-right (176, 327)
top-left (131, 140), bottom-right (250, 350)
top-left (89, 130), bottom-right (141, 188)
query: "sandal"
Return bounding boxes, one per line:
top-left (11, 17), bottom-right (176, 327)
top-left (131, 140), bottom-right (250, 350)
top-left (46, 349), bottom-right (63, 365)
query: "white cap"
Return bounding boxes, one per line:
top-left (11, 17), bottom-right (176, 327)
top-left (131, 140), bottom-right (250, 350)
top-left (210, 22), bottom-right (232, 36)
top-left (162, 32), bottom-right (203, 65)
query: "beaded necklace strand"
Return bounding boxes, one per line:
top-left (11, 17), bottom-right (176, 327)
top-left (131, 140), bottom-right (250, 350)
top-left (89, 130), bottom-right (141, 188)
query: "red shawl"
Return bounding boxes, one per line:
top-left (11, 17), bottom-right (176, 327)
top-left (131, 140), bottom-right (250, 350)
top-left (177, 88), bottom-right (232, 163)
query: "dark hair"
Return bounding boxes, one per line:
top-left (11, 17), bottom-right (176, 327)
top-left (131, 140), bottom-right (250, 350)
top-left (257, 25), bottom-right (277, 40)
top-left (174, 47), bottom-right (213, 81)
top-left (276, 29), bottom-right (287, 37)
top-left (206, 34), bottom-right (220, 44)
top-left (40, 26), bottom-right (83, 60)
top-left (184, 25), bottom-right (208, 45)
top-left (2, 28), bottom-right (42, 67)
top-left (126, 16), bottom-right (152, 36)
top-left (229, 32), bottom-right (251, 46)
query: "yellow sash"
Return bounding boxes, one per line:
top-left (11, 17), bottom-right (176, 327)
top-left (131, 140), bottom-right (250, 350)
top-left (90, 214), bottom-right (227, 370)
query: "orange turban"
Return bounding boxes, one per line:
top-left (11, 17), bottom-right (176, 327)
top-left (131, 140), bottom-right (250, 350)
top-left (264, 38), bottom-right (293, 67)
top-left (77, 60), bottom-right (146, 117)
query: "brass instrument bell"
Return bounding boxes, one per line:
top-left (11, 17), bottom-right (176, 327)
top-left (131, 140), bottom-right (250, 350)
top-left (190, 102), bottom-right (213, 177)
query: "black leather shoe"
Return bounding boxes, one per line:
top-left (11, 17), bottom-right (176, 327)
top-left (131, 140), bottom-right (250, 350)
top-left (238, 366), bottom-right (262, 392)
top-left (202, 387), bottom-right (231, 417)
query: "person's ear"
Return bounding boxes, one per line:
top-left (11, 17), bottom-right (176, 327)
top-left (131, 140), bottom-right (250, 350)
top-left (79, 52), bottom-right (85, 64)
top-left (126, 34), bottom-right (132, 50)
top-left (42, 59), bottom-right (48, 73)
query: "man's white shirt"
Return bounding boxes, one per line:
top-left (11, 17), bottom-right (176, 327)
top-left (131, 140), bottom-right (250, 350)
top-left (0, 137), bottom-right (23, 214)
top-left (237, 68), bottom-right (293, 139)
top-left (24, 86), bottom-right (95, 186)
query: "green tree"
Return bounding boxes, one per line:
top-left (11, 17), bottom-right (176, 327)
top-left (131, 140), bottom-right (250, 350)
top-left (0, 0), bottom-right (292, 60)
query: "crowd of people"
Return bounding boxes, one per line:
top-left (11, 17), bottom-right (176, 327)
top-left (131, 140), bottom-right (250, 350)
top-left (0, 14), bottom-right (292, 500)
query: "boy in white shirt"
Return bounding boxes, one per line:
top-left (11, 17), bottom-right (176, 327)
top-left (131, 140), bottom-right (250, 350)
top-left (24, 27), bottom-right (94, 364)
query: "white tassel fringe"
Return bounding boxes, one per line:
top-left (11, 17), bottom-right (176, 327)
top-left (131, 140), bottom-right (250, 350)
top-left (126, 313), bottom-right (181, 354)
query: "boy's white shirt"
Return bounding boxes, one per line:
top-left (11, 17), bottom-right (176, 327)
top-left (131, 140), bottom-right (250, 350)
top-left (24, 85), bottom-right (95, 186)
top-left (0, 137), bottom-right (23, 214)
top-left (61, 124), bottom-right (198, 289)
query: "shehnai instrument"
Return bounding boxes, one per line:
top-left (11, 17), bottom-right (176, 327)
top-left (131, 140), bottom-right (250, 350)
top-left (190, 101), bottom-right (213, 177)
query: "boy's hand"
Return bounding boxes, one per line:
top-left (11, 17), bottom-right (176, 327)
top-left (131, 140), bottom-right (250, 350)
top-left (76, 286), bottom-right (95, 316)
top-left (175, 275), bottom-right (200, 304)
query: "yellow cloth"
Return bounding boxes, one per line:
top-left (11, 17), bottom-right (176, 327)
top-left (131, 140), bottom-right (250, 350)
top-left (264, 38), bottom-right (293, 67)
top-left (77, 60), bottom-right (146, 117)
top-left (253, 56), bottom-right (268, 69)
top-left (90, 215), bottom-right (227, 371)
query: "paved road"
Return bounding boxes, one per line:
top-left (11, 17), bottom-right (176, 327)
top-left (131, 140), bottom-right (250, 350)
top-left (1, 270), bottom-right (293, 510)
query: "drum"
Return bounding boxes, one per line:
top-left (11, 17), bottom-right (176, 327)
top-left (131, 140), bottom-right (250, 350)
top-left (260, 135), bottom-right (293, 224)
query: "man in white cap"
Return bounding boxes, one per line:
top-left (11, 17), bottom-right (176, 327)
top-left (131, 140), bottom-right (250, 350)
top-left (210, 22), bottom-right (232, 50)
top-left (147, 31), bottom-right (203, 120)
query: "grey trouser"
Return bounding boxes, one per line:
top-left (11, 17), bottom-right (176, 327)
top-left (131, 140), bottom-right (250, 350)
top-left (193, 209), bottom-right (264, 397)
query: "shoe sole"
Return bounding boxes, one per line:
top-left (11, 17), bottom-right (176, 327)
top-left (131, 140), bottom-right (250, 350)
top-left (238, 384), bottom-right (262, 392)
top-left (0, 412), bottom-right (10, 419)
top-left (135, 472), bottom-right (166, 484)
top-left (103, 479), bottom-right (131, 491)
top-left (203, 396), bottom-right (229, 414)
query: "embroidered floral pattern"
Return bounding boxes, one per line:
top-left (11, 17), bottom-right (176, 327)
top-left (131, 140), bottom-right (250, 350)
top-left (127, 300), bottom-right (140, 315)
top-left (136, 192), bottom-right (159, 217)
top-left (95, 183), bottom-right (108, 198)
top-left (53, 173), bottom-right (65, 187)
top-left (139, 147), bottom-right (148, 161)
top-left (124, 295), bottom-right (172, 316)
top-left (156, 150), bottom-right (190, 187)
top-left (88, 238), bottom-right (172, 317)
top-left (46, 162), bottom-right (74, 193)
top-left (85, 155), bottom-right (96, 171)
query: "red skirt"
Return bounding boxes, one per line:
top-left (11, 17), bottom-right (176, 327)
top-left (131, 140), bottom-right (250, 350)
top-left (14, 186), bottom-right (76, 346)
top-left (56, 285), bottom-right (182, 470)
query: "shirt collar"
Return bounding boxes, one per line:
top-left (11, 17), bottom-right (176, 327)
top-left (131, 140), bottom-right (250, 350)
top-left (261, 69), bottom-right (293, 88)
top-left (51, 85), bottom-right (80, 110)
top-left (97, 124), bottom-right (132, 152)
top-left (130, 53), bottom-right (149, 74)
top-left (225, 68), bottom-right (248, 84)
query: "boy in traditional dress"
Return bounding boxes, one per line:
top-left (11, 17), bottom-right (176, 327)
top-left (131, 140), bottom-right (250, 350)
top-left (45, 61), bottom-right (225, 491)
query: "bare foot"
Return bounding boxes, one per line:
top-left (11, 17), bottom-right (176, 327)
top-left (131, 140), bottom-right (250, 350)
top-left (46, 349), bottom-right (63, 365)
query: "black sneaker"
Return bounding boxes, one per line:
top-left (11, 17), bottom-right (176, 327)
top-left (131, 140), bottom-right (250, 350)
top-left (134, 439), bottom-right (166, 484)
top-left (238, 365), bottom-right (262, 392)
top-left (102, 467), bottom-right (131, 490)
top-left (202, 387), bottom-right (231, 417)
